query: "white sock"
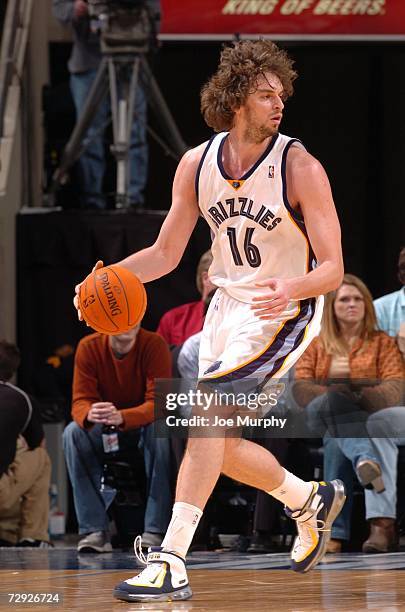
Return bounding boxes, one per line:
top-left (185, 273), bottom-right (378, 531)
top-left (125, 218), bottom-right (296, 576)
top-left (161, 502), bottom-right (203, 558)
top-left (267, 469), bottom-right (313, 511)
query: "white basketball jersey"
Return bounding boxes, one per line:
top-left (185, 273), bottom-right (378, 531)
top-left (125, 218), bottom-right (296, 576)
top-left (196, 132), bottom-right (317, 308)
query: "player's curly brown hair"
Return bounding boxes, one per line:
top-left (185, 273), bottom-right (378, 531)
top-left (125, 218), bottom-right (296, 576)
top-left (200, 40), bottom-right (297, 133)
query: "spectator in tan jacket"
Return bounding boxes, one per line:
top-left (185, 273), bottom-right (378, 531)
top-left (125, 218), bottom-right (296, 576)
top-left (294, 274), bottom-right (404, 554)
top-left (0, 341), bottom-right (51, 547)
top-left (63, 325), bottom-right (172, 552)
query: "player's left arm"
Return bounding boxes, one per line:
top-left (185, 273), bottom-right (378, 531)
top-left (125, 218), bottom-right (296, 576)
top-left (253, 148), bottom-right (343, 318)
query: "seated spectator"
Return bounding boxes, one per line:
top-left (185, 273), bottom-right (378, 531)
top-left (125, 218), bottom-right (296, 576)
top-left (294, 274), bottom-right (403, 553)
top-left (63, 324), bottom-right (173, 552)
top-left (362, 403), bottom-right (405, 553)
top-left (0, 341), bottom-right (52, 547)
top-left (374, 246), bottom-right (405, 358)
top-left (364, 246), bottom-right (405, 553)
top-left (157, 250), bottom-right (215, 346)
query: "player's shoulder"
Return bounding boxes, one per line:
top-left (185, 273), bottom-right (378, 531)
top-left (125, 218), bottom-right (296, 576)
top-left (286, 144), bottom-right (330, 195)
top-left (287, 142), bottom-right (322, 170)
top-left (179, 139), bottom-right (215, 173)
top-left (287, 143), bottom-right (325, 176)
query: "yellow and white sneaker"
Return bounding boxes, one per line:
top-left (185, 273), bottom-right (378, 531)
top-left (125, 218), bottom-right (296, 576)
top-left (286, 480), bottom-right (346, 573)
top-left (113, 536), bottom-right (192, 602)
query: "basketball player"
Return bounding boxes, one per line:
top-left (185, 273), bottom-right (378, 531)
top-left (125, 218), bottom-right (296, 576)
top-left (74, 40), bottom-right (346, 602)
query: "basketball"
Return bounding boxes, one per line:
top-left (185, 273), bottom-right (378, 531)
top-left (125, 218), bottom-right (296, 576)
top-left (78, 265), bottom-right (147, 335)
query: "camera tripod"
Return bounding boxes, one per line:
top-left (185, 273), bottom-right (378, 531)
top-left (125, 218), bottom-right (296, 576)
top-left (51, 35), bottom-right (188, 208)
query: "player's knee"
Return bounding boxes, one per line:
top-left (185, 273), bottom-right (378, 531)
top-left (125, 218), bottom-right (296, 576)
top-left (185, 436), bottom-right (220, 459)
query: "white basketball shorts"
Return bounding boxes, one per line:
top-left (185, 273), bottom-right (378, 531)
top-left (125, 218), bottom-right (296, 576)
top-left (198, 289), bottom-right (324, 385)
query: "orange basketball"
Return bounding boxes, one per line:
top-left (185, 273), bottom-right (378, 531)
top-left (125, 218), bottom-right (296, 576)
top-left (78, 265), bottom-right (147, 335)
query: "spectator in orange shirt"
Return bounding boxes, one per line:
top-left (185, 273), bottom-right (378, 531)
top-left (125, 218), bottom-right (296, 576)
top-left (63, 324), bottom-right (172, 552)
top-left (157, 250), bottom-right (215, 346)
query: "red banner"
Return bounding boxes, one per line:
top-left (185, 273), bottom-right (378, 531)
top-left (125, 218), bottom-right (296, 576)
top-left (160, 0), bottom-right (405, 39)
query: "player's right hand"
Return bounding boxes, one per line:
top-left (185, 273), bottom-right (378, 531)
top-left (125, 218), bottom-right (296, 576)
top-left (73, 260), bottom-right (104, 322)
top-left (251, 278), bottom-right (291, 319)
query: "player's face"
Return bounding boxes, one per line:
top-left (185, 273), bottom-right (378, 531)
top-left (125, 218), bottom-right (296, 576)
top-left (238, 72), bottom-right (284, 143)
top-left (333, 284), bottom-right (366, 327)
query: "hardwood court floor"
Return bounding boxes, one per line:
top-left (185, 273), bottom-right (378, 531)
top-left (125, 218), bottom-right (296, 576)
top-left (1, 550), bottom-right (405, 611)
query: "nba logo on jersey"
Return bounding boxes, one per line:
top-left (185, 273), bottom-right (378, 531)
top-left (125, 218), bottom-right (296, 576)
top-left (268, 165), bottom-right (275, 179)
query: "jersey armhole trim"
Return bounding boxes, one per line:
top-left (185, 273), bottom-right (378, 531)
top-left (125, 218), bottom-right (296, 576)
top-left (281, 138), bottom-right (305, 222)
top-left (195, 134), bottom-right (217, 203)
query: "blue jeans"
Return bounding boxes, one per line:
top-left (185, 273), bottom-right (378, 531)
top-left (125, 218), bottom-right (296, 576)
top-left (323, 437), bottom-right (375, 540)
top-left (70, 68), bottom-right (148, 208)
top-left (306, 392), bottom-right (381, 540)
top-left (365, 407), bottom-right (405, 521)
top-left (63, 421), bottom-right (171, 535)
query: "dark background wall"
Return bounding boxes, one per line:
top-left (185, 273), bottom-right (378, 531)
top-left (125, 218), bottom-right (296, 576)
top-left (20, 40), bottom-right (405, 388)
top-left (17, 211), bottom-right (210, 389)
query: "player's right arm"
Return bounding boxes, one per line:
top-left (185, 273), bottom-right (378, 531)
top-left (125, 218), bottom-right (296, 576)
top-left (117, 145), bottom-right (203, 282)
top-left (74, 144), bottom-right (204, 318)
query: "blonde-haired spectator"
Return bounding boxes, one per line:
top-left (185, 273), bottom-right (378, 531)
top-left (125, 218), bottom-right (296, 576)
top-left (294, 274), bottom-right (404, 554)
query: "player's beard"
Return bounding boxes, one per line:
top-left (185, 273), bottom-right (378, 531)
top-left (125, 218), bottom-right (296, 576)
top-left (243, 105), bottom-right (278, 144)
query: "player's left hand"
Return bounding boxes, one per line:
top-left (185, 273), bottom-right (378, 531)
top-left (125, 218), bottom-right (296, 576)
top-left (251, 278), bottom-right (291, 319)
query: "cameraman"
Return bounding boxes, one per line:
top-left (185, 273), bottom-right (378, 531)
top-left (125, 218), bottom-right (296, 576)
top-left (52, 0), bottom-right (161, 209)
